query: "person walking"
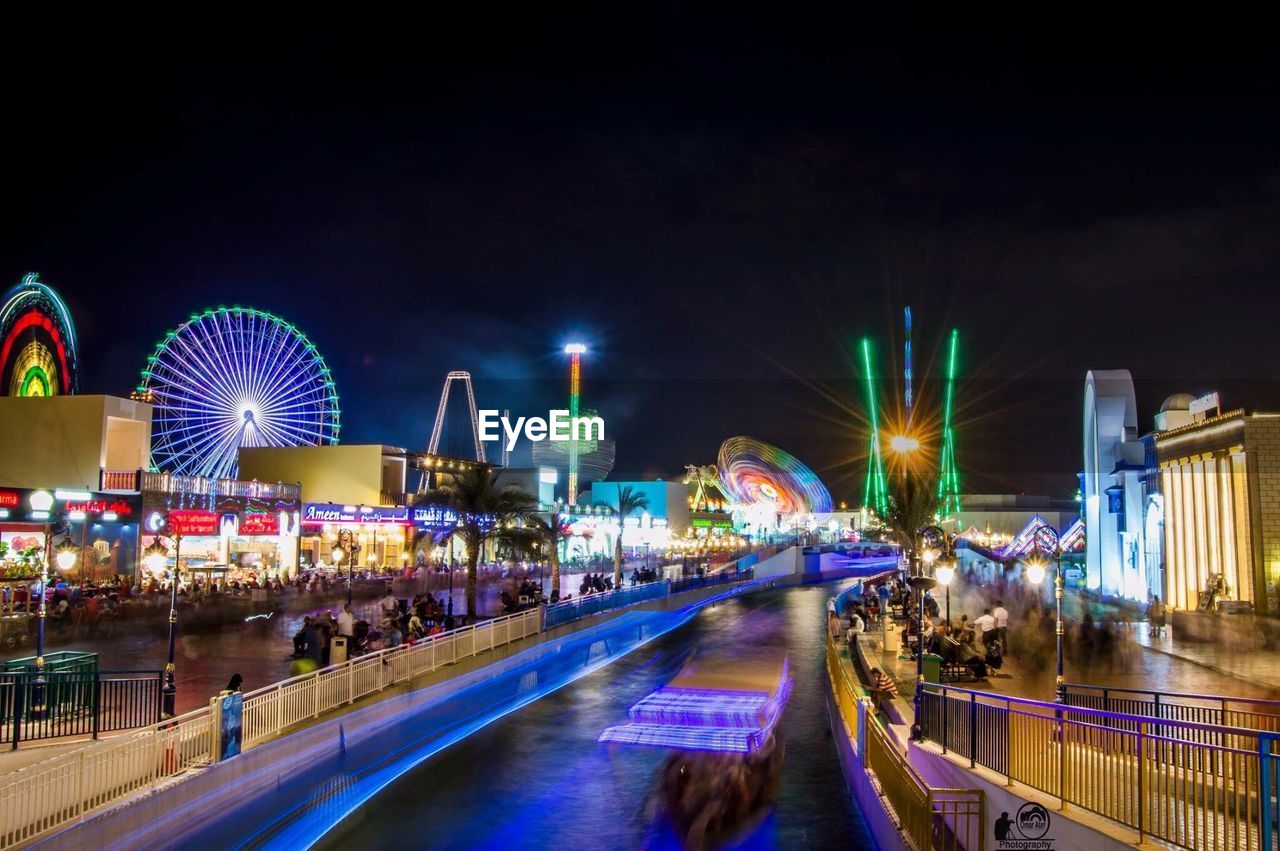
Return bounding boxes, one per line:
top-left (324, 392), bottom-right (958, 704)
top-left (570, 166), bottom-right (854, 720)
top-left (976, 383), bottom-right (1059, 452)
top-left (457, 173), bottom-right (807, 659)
top-left (992, 600), bottom-right (1009, 652)
top-left (974, 608), bottom-right (997, 650)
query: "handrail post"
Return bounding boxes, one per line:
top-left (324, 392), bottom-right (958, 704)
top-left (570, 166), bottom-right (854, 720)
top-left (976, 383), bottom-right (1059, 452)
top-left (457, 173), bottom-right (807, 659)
top-left (1137, 720), bottom-right (1145, 843)
top-left (968, 691), bottom-right (976, 768)
top-left (1059, 706), bottom-right (1067, 810)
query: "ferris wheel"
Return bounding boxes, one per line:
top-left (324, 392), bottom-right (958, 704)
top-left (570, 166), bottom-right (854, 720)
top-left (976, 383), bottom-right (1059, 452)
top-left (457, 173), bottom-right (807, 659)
top-left (139, 307), bottom-right (340, 478)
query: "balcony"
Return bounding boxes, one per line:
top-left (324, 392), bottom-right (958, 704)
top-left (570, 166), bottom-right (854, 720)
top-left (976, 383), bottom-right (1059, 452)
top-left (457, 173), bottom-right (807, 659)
top-left (100, 469), bottom-right (142, 492)
top-left (139, 471), bottom-right (301, 502)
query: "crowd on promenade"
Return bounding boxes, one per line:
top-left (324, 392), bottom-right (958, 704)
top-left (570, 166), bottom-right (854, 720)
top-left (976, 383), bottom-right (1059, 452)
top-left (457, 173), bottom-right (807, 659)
top-left (833, 570), bottom-right (1148, 709)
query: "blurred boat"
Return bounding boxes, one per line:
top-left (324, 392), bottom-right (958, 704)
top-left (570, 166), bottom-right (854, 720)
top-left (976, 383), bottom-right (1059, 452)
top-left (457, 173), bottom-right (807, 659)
top-left (600, 655), bottom-right (792, 849)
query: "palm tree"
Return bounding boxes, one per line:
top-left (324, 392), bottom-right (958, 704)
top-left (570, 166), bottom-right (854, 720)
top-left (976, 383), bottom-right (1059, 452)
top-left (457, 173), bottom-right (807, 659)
top-left (503, 510), bottom-right (564, 597)
top-left (416, 466), bottom-right (539, 617)
top-left (883, 468), bottom-right (942, 569)
top-left (613, 485), bottom-right (650, 589)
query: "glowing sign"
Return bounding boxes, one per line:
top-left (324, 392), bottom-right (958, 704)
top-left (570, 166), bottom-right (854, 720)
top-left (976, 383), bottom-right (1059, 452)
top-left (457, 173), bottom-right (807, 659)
top-left (0, 490), bottom-right (18, 509)
top-left (168, 510), bottom-right (218, 536)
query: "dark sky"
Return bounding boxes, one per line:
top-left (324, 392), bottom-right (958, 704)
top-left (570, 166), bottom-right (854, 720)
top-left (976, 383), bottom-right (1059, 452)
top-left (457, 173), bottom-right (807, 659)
top-left (5, 11), bottom-right (1280, 502)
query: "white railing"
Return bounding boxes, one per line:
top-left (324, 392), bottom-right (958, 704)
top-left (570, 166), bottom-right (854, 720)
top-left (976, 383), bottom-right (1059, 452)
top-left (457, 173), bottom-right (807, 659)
top-left (0, 607), bottom-right (540, 849)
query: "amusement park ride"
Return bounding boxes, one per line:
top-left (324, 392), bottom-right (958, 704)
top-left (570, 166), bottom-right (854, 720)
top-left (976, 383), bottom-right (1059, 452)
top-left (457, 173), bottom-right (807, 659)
top-left (861, 307), bottom-right (962, 522)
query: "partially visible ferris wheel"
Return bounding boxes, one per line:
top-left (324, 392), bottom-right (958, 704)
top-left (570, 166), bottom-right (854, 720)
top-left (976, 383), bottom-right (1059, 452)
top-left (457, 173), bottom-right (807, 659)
top-left (138, 307), bottom-right (340, 478)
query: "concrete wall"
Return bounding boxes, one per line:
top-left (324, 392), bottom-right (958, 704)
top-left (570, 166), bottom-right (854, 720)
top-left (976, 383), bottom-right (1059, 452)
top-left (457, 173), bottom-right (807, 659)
top-left (754, 546), bottom-right (801, 579)
top-left (238, 444), bottom-right (384, 505)
top-left (0, 395), bottom-right (151, 489)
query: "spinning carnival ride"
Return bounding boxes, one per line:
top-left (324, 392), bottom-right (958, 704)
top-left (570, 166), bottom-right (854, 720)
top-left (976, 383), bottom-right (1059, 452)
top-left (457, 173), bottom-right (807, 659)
top-left (138, 307), bottom-right (340, 478)
top-left (717, 437), bottom-right (833, 529)
top-left (0, 273), bottom-right (79, 397)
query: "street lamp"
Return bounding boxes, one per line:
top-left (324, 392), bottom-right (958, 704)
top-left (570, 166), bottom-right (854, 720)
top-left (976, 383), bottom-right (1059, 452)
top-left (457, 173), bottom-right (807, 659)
top-left (1028, 544), bottom-right (1066, 703)
top-left (909, 525), bottom-right (958, 741)
top-left (333, 528), bottom-right (356, 604)
top-left (935, 557), bottom-right (955, 629)
top-left (55, 543), bottom-right (78, 572)
top-left (145, 531), bottom-right (183, 718)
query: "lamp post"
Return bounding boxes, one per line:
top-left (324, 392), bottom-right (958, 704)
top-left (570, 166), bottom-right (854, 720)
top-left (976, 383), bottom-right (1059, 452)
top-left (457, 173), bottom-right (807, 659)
top-left (908, 542), bottom-right (936, 742)
top-left (333, 529), bottom-right (356, 605)
top-left (909, 526), bottom-right (957, 741)
top-left (935, 558), bottom-right (955, 629)
top-left (145, 532), bottom-right (182, 718)
top-left (1025, 545), bottom-right (1065, 703)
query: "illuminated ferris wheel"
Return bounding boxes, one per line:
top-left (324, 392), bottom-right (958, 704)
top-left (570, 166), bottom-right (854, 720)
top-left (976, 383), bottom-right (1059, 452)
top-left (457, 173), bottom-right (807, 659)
top-left (139, 307), bottom-right (340, 478)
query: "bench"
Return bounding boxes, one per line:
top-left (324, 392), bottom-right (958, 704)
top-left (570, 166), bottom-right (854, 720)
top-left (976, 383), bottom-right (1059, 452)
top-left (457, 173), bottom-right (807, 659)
top-left (939, 659), bottom-right (987, 683)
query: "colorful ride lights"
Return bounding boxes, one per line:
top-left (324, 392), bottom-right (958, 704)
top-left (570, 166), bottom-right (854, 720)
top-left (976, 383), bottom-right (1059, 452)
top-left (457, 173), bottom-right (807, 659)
top-left (717, 437), bottom-right (832, 515)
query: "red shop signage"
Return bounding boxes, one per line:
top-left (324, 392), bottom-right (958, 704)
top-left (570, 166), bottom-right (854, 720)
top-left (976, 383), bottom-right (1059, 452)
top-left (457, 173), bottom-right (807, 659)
top-left (65, 499), bottom-right (135, 517)
top-left (168, 510), bottom-right (218, 536)
top-left (239, 512), bottom-right (279, 535)
top-left (0, 490), bottom-right (19, 509)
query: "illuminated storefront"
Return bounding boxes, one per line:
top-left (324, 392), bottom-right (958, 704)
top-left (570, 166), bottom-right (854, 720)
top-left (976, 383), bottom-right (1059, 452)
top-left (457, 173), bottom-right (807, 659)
top-left (140, 480), bottom-right (301, 581)
top-left (0, 486), bottom-right (140, 580)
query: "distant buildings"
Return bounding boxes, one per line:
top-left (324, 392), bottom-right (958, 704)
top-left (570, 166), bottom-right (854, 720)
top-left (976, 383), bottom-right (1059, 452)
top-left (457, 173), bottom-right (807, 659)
top-left (1083, 371), bottom-right (1280, 616)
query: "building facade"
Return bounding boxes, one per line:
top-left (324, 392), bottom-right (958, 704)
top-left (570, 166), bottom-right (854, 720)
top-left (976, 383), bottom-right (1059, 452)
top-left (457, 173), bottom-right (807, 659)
top-left (1154, 407), bottom-right (1280, 615)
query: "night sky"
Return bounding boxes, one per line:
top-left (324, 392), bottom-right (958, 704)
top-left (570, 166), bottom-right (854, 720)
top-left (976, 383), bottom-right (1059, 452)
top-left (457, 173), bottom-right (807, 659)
top-left (6, 12), bottom-right (1280, 501)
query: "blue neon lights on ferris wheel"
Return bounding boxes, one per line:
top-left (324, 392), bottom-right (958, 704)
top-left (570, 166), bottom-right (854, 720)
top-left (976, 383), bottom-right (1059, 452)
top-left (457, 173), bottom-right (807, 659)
top-left (139, 306), bottom-right (340, 478)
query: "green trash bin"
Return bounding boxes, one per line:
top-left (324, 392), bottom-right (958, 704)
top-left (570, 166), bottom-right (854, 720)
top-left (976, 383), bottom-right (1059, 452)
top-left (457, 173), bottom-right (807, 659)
top-left (922, 653), bottom-right (943, 685)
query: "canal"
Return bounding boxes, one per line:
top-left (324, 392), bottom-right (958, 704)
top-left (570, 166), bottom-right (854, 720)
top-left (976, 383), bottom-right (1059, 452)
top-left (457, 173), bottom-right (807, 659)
top-left (186, 582), bottom-right (871, 850)
top-left (315, 582), bottom-right (870, 850)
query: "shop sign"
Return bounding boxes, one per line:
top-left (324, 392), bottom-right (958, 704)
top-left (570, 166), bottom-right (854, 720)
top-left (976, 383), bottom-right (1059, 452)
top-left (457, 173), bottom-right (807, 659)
top-left (169, 510), bottom-right (219, 536)
top-left (302, 503), bottom-right (412, 525)
top-left (239, 511), bottom-right (280, 535)
top-left (412, 505), bottom-right (483, 530)
top-left (1189, 392), bottom-right (1221, 417)
top-left (0, 490), bottom-right (19, 509)
top-left (691, 517), bottom-right (734, 529)
top-left (63, 498), bottom-right (135, 517)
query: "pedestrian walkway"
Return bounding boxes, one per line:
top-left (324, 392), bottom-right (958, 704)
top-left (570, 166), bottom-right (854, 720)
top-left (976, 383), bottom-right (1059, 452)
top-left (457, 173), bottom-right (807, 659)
top-left (1131, 619), bottom-right (1280, 690)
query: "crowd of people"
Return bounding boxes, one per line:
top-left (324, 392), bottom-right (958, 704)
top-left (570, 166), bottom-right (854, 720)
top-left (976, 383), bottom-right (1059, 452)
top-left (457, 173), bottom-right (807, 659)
top-left (291, 590), bottom-right (470, 667)
top-left (835, 569), bottom-right (1156, 713)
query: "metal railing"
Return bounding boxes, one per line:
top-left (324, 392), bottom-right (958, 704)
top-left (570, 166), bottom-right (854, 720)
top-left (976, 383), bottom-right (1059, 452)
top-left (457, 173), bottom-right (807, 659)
top-left (1063, 683), bottom-right (1280, 737)
top-left (543, 581), bottom-right (670, 630)
top-left (1, 670), bottom-right (163, 747)
top-left (670, 567), bottom-right (753, 595)
top-left (826, 636), bottom-right (984, 850)
top-left (922, 682), bottom-right (1271, 850)
top-left (0, 607), bottom-right (540, 849)
top-left (138, 471), bottom-right (301, 501)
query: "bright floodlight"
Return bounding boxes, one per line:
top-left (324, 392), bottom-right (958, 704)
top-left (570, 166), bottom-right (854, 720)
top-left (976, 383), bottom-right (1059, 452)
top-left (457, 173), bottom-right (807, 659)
top-left (331, 546), bottom-right (346, 564)
top-left (889, 434), bottom-right (920, 453)
top-left (564, 342), bottom-right (587, 354)
top-left (935, 565), bottom-right (955, 586)
top-left (55, 546), bottom-right (77, 571)
top-left (1025, 560), bottom-right (1046, 585)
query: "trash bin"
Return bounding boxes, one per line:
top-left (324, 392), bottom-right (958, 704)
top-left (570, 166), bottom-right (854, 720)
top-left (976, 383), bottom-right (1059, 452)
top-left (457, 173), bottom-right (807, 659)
top-left (922, 653), bottom-right (943, 685)
top-left (330, 636), bottom-right (349, 666)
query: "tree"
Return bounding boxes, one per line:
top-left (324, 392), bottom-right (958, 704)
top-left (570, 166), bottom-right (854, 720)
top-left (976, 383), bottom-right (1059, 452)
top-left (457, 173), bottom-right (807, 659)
top-left (613, 485), bottom-right (650, 589)
top-left (883, 468), bottom-right (941, 567)
top-left (504, 510), bottom-right (564, 596)
top-left (416, 466), bottom-right (539, 617)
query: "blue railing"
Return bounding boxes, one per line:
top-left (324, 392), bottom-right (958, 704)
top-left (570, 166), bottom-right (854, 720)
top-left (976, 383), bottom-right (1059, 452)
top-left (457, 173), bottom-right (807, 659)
top-left (542, 581), bottom-right (671, 630)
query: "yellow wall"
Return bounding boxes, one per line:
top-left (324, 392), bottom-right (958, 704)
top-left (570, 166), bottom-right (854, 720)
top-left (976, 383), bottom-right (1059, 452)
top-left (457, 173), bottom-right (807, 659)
top-left (238, 445), bottom-right (389, 506)
top-left (0, 395), bottom-right (152, 490)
